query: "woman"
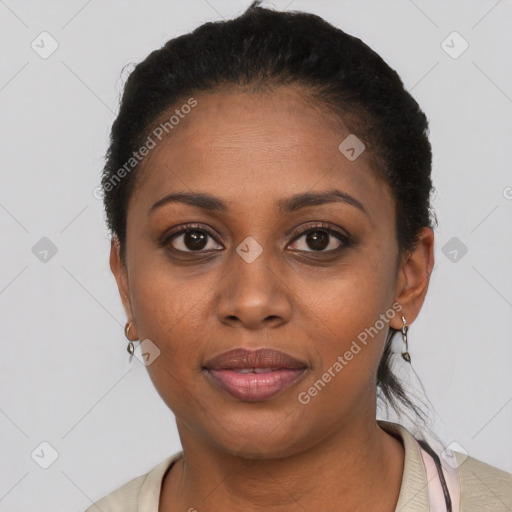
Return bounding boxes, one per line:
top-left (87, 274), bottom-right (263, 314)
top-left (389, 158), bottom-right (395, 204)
top-left (87, 1), bottom-right (512, 511)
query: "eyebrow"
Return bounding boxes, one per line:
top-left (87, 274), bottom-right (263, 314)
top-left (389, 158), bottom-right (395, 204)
top-left (149, 189), bottom-right (367, 216)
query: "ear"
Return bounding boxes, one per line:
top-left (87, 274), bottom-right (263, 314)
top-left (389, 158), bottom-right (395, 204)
top-left (390, 227), bottom-right (435, 329)
top-left (110, 235), bottom-right (138, 339)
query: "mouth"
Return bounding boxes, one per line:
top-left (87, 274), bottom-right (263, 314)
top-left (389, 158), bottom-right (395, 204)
top-left (203, 347), bottom-right (309, 402)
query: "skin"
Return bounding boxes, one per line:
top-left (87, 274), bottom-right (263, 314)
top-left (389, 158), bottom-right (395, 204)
top-left (110, 84), bottom-right (434, 512)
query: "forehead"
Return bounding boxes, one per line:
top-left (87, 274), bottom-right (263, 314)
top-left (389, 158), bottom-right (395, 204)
top-left (130, 86), bottom-right (393, 219)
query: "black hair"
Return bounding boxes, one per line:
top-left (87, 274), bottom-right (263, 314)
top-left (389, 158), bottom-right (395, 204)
top-left (102, 0), bottom-right (435, 421)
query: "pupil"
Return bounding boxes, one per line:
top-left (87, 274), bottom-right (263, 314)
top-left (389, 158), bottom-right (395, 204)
top-left (307, 231), bottom-right (329, 251)
top-left (185, 231), bottom-right (207, 251)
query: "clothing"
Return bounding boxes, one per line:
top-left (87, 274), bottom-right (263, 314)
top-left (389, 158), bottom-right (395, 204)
top-left (85, 420), bottom-right (512, 511)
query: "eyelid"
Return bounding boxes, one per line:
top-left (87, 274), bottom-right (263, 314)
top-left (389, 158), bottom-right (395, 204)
top-left (160, 223), bottom-right (223, 244)
top-left (290, 221), bottom-right (350, 242)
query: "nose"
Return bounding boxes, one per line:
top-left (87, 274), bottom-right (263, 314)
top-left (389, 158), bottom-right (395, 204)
top-left (215, 244), bottom-right (293, 331)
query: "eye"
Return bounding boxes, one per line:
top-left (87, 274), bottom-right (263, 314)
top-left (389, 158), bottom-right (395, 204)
top-left (288, 222), bottom-right (350, 253)
top-left (160, 221), bottom-right (351, 255)
top-left (162, 224), bottom-right (223, 253)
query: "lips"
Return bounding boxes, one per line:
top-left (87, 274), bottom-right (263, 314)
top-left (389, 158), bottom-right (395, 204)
top-left (203, 348), bottom-right (308, 402)
top-left (204, 347), bottom-right (307, 371)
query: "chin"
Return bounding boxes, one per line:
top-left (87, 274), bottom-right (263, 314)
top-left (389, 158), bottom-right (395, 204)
top-left (200, 406), bottom-right (314, 459)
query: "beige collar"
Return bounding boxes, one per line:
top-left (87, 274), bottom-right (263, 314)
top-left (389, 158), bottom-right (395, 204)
top-left (378, 420), bottom-right (431, 511)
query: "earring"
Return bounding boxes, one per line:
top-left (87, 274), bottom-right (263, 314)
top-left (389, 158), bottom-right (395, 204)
top-left (125, 322), bottom-right (135, 355)
top-left (401, 316), bottom-right (411, 363)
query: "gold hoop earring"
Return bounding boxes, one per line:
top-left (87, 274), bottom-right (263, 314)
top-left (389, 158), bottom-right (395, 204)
top-left (401, 316), bottom-right (411, 363)
top-left (125, 322), bottom-right (135, 355)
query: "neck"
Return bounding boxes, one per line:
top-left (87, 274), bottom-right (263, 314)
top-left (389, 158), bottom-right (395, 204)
top-left (161, 417), bottom-right (404, 512)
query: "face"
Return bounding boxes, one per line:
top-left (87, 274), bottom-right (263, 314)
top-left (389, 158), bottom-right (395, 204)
top-left (111, 85), bottom-right (432, 458)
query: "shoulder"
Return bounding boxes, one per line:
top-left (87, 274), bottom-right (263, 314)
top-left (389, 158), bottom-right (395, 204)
top-left (83, 451), bottom-right (183, 512)
top-left (455, 452), bottom-right (512, 510)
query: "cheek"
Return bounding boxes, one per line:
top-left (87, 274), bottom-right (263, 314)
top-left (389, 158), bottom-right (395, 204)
top-left (294, 252), bottom-right (396, 397)
top-left (304, 249), bottom-right (395, 339)
top-left (131, 282), bottom-right (208, 415)
top-left (129, 244), bottom-right (216, 342)
top-left (295, 306), bottom-right (390, 422)
top-left (127, 257), bottom-right (218, 401)
top-left (309, 283), bottom-right (389, 373)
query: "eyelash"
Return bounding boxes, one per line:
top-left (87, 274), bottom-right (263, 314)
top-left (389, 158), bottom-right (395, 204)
top-left (160, 222), bottom-right (351, 254)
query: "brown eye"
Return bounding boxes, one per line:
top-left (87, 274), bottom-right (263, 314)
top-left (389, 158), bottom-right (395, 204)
top-left (164, 225), bottom-right (223, 253)
top-left (288, 224), bottom-right (351, 253)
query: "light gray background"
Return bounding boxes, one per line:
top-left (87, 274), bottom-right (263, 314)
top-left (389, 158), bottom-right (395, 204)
top-left (1, 0), bottom-right (511, 510)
